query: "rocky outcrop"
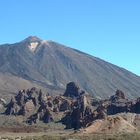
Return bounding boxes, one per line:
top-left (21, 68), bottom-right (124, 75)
top-left (3, 84), bottom-right (140, 131)
top-left (64, 82), bottom-right (82, 98)
top-left (61, 94), bottom-right (93, 129)
top-left (5, 97), bottom-right (21, 115)
top-left (5, 88), bottom-right (41, 115)
top-left (131, 98), bottom-right (140, 114)
top-left (106, 90), bottom-right (129, 115)
top-left (109, 90), bottom-right (126, 102)
top-left (107, 102), bottom-right (128, 115)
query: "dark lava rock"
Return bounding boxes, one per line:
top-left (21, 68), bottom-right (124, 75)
top-left (64, 82), bottom-right (81, 98)
top-left (131, 98), bottom-right (140, 114)
top-left (107, 102), bottom-right (128, 115)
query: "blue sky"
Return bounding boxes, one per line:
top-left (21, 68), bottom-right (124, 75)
top-left (0, 0), bottom-right (140, 75)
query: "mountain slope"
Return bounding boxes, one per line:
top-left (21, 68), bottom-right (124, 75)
top-left (0, 36), bottom-right (140, 98)
top-left (0, 73), bottom-right (48, 100)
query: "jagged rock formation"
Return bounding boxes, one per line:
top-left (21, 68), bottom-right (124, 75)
top-left (64, 82), bottom-right (81, 98)
top-left (64, 82), bottom-right (87, 98)
top-left (61, 94), bottom-right (93, 129)
top-left (61, 87), bottom-right (140, 130)
top-left (3, 82), bottom-right (140, 131)
top-left (5, 88), bottom-right (40, 116)
top-left (110, 90), bottom-right (126, 102)
top-left (107, 90), bottom-right (129, 115)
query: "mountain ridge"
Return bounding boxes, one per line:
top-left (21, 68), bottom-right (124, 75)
top-left (0, 36), bottom-right (140, 99)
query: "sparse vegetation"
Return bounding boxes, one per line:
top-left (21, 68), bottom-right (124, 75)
top-left (20, 133), bottom-right (140, 140)
top-left (1, 133), bottom-right (140, 140)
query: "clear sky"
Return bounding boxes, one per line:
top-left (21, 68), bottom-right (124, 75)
top-left (0, 0), bottom-right (140, 76)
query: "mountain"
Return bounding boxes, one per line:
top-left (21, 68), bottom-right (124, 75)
top-left (0, 36), bottom-right (140, 98)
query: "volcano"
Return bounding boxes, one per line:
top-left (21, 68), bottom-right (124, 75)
top-left (0, 36), bottom-right (140, 98)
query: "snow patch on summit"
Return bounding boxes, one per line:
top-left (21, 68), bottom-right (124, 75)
top-left (28, 42), bottom-right (39, 52)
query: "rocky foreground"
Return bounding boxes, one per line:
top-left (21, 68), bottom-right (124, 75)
top-left (1, 81), bottom-right (140, 135)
